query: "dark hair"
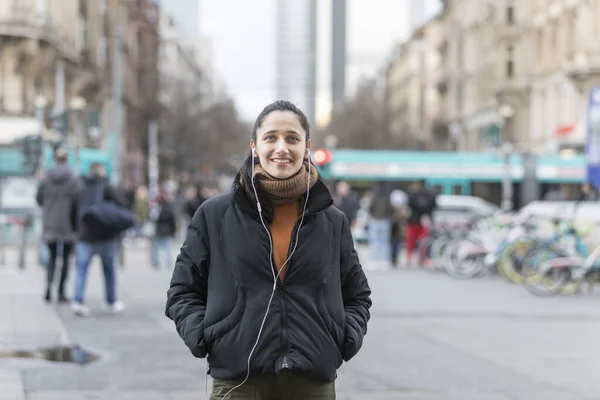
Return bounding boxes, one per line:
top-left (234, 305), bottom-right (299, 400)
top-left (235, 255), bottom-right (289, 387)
top-left (89, 162), bottom-right (105, 176)
top-left (53, 147), bottom-right (68, 163)
top-left (239, 100), bottom-right (311, 222)
top-left (250, 100), bottom-right (310, 142)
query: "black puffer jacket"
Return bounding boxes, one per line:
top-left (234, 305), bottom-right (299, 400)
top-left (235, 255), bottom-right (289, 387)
top-left (165, 177), bottom-right (371, 382)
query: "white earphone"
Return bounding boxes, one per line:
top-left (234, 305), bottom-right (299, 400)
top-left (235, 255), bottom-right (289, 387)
top-left (212, 147), bottom-right (311, 400)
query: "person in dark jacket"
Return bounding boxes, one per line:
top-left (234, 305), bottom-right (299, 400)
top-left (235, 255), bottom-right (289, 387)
top-left (71, 163), bottom-right (128, 317)
top-left (36, 147), bottom-right (80, 303)
top-left (334, 181), bottom-right (360, 226)
top-left (165, 100), bottom-right (372, 400)
top-left (151, 187), bottom-right (177, 269)
top-left (576, 183), bottom-right (597, 201)
top-left (406, 181), bottom-right (437, 266)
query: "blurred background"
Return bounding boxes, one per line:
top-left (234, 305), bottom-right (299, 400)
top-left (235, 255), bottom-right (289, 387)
top-left (2, 1), bottom-right (600, 399)
top-left (1, 0), bottom-right (600, 223)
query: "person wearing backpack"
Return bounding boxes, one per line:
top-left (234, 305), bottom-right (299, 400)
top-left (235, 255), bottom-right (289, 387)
top-left (71, 162), bottom-right (129, 317)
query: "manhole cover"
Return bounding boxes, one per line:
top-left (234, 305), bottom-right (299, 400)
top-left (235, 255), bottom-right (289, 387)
top-left (0, 344), bottom-right (100, 365)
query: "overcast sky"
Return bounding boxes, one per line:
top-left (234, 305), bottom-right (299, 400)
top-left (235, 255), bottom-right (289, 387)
top-left (199, 0), bottom-right (440, 122)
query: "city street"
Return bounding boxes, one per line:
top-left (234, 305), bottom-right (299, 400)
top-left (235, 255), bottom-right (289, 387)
top-left (1, 244), bottom-right (600, 400)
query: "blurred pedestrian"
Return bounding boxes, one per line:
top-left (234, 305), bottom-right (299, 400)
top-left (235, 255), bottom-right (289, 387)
top-left (406, 181), bottom-right (436, 267)
top-left (36, 147), bottom-right (80, 303)
top-left (368, 182), bottom-right (394, 270)
top-left (71, 163), bottom-right (129, 317)
top-left (334, 181), bottom-right (360, 227)
top-left (133, 185), bottom-right (151, 237)
top-left (151, 187), bottom-right (177, 269)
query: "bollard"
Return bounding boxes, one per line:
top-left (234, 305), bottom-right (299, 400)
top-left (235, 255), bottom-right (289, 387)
top-left (0, 217), bottom-right (6, 267)
top-left (18, 223), bottom-right (28, 269)
top-left (18, 213), bottom-right (32, 270)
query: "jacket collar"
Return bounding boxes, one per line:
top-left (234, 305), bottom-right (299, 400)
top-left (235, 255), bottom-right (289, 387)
top-left (231, 170), bottom-right (333, 220)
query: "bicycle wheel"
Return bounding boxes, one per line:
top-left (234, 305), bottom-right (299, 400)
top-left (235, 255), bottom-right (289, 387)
top-left (444, 239), bottom-right (486, 280)
top-left (521, 246), bottom-right (573, 296)
top-left (429, 237), bottom-right (449, 272)
top-left (498, 237), bottom-right (535, 284)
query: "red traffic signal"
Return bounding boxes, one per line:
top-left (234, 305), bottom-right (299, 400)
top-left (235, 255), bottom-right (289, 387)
top-left (313, 148), bottom-right (333, 166)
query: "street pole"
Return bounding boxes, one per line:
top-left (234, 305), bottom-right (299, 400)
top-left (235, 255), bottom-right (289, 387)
top-left (33, 95), bottom-right (48, 270)
top-left (499, 104), bottom-right (515, 212)
top-left (74, 113), bottom-right (82, 173)
top-left (148, 120), bottom-right (159, 219)
top-left (69, 97), bottom-right (86, 175)
top-left (502, 144), bottom-right (513, 212)
top-left (110, 0), bottom-right (124, 186)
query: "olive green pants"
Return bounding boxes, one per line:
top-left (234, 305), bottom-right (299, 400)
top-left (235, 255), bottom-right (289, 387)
top-left (210, 371), bottom-right (335, 400)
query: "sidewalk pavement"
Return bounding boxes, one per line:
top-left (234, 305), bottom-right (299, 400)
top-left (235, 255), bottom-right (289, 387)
top-left (0, 266), bottom-right (69, 400)
top-left (2, 242), bottom-right (600, 399)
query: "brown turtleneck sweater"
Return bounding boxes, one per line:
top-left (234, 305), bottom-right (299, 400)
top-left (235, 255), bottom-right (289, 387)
top-left (271, 201), bottom-right (301, 279)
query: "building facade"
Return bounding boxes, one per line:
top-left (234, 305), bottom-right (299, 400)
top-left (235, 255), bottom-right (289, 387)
top-left (436, 0), bottom-right (531, 152)
top-left (0, 0), bottom-right (110, 146)
top-left (121, 0), bottom-right (160, 187)
top-left (528, 0), bottom-right (600, 154)
top-left (386, 14), bottom-right (445, 150)
top-left (276, 0), bottom-right (317, 126)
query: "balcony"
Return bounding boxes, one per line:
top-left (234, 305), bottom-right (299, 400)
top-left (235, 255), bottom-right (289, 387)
top-left (564, 51), bottom-right (600, 91)
top-left (0, 0), bottom-right (79, 62)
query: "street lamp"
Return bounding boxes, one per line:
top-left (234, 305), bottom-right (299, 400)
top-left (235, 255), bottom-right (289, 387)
top-left (69, 96), bottom-right (87, 174)
top-left (500, 140), bottom-right (514, 212)
top-left (498, 104), bottom-right (515, 119)
top-left (34, 95), bottom-right (48, 109)
top-left (499, 104), bottom-right (515, 212)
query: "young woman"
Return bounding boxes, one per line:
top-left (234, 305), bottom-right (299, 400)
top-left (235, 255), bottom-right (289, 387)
top-left (166, 100), bottom-right (371, 399)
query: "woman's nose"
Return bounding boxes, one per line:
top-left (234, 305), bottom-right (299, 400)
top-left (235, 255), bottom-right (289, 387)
top-left (275, 140), bottom-right (289, 152)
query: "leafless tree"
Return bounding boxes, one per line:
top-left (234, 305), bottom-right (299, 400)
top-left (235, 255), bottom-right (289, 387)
top-left (159, 74), bottom-right (247, 179)
top-left (325, 80), bottom-right (388, 149)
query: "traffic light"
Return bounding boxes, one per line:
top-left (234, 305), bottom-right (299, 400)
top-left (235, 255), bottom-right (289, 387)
top-left (313, 148), bottom-right (333, 166)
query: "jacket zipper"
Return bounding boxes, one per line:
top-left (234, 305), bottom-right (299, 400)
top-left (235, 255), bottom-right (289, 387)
top-left (268, 206), bottom-right (325, 369)
top-left (276, 210), bottom-right (308, 370)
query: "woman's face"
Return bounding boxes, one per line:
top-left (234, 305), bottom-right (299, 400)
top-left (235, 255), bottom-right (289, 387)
top-left (252, 111), bottom-right (310, 179)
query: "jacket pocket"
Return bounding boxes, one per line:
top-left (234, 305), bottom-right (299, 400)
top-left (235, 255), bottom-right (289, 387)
top-left (204, 288), bottom-right (246, 350)
top-left (316, 287), bottom-right (345, 363)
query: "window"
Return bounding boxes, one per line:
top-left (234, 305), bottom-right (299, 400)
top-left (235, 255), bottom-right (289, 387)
top-left (506, 46), bottom-right (514, 78)
top-left (506, 6), bottom-right (514, 24)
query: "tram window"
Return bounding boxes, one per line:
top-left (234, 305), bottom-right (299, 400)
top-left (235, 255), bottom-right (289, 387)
top-left (453, 185), bottom-right (463, 195)
top-left (429, 184), bottom-right (443, 194)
